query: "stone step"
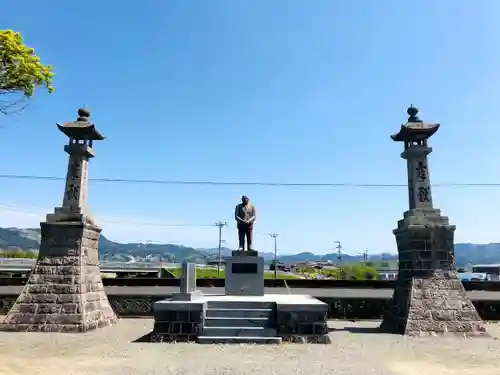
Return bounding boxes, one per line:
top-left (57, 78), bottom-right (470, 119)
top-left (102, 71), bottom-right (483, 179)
top-left (197, 336), bottom-right (282, 345)
top-left (202, 326), bottom-right (277, 337)
top-left (206, 308), bottom-right (273, 318)
top-left (206, 300), bottom-right (275, 310)
top-left (204, 316), bottom-right (270, 327)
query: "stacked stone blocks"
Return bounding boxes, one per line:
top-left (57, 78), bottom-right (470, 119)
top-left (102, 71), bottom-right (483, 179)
top-left (381, 216), bottom-right (486, 336)
top-left (151, 306), bottom-right (205, 342)
top-left (151, 262), bottom-right (205, 342)
top-left (1, 221), bottom-right (116, 332)
top-left (277, 309), bottom-right (330, 343)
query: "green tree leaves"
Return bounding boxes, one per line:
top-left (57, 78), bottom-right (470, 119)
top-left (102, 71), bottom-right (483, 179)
top-left (0, 30), bottom-right (54, 114)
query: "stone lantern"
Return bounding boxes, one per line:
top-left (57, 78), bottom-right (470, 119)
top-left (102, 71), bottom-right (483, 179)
top-left (1, 108), bottom-right (117, 333)
top-left (380, 106), bottom-right (486, 336)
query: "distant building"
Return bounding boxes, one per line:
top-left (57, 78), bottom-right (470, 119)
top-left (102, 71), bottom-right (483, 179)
top-left (207, 260), bottom-right (226, 267)
top-left (377, 272), bottom-right (397, 280)
top-left (375, 261), bottom-right (398, 280)
top-left (459, 272), bottom-right (489, 281)
top-left (471, 264), bottom-right (500, 280)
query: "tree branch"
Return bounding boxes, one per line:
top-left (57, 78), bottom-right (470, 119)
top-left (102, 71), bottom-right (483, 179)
top-left (0, 90), bottom-right (29, 116)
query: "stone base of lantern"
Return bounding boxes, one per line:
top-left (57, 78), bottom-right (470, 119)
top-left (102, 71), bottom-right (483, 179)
top-left (0, 212), bottom-right (116, 332)
top-left (380, 209), bottom-right (487, 337)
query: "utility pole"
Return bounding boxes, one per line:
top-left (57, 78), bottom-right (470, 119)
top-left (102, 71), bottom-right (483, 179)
top-left (269, 233), bottom-right (279, 280)
top-left (334, 241), bottom-right (342, 265)
top-left (214, 221), bottom-right (228, 276)
top-left (363, 248), bottom-right (368, 263)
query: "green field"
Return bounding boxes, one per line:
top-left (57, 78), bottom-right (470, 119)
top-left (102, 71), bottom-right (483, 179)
top-left (165, 267), bottom-right (299, 279)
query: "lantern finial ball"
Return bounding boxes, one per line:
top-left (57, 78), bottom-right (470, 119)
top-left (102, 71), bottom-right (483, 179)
top-left (77, 108), bottom-right (91, 121)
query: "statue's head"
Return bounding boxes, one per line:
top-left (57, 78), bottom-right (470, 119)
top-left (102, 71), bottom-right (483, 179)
top-left (241, 195), bottom-right (249, 204)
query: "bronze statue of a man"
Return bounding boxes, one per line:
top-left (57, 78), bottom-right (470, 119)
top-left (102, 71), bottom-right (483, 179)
top-left (234, 195), bottom-right (256, 251)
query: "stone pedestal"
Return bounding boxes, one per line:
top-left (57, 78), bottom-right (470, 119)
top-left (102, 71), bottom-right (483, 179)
top-left (151, 300), bottom-right (205, 343)
top-left (1, 217), bottom-right (117, 332)
top-left (276, 297), bottom-right (330, 343)
top-left (225, 250), bottom-right (265, 296)
top-left (380, 209), bottom-right (486, 336)
top-left (151, 262), bottom-right (205, 342)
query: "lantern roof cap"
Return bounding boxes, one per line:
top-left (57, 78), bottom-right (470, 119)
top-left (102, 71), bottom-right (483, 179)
top-left (57, 108), bottom-right (105, 140)
top-left (391, 105), bottom-right (440, 142)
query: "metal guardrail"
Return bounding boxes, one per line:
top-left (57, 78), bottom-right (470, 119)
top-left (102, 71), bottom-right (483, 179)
top-left (0, 259), bottom-right (268, 271)
top-left (0, 259), bottom-right (171, 268)
top-left (0, 259), bottom-right (229, 270)
top-left (99, 262), bottom-right (165, 269)
top-left (0, 260), bottom-right (226, 275)
top-left (2, 277), bottom-right (500, 291)
top-left (0, 258), bottom-right (36, 264)
top-left (0, 260), bottom-right (163, 273)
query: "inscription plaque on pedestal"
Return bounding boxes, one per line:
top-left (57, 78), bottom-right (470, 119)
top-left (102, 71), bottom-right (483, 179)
top-left (232, 263), bottom-right (258, 274)
top-left (225, 251), bottom-right (264, 296)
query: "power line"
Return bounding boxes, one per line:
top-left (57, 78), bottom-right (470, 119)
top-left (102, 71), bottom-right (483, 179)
top-left (1, 174), bottom-right (500, 187)
top-left (0, 204), bottom-right (215, 228)
top-left (97, 220), bottom-right (214, 228)
top-left (0, 204), bottom-right (283, 237)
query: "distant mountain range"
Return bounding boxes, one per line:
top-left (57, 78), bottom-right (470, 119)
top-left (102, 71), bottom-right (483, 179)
top-left (0, 226), bottom-right (498, 267)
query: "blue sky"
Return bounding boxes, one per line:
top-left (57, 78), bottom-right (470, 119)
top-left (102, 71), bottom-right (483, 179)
top-left (1, 0), bottom-right (500, 255)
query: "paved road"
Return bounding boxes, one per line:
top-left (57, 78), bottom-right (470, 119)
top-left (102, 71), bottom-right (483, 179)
top-left (1, 286), bottom-right (500, 300)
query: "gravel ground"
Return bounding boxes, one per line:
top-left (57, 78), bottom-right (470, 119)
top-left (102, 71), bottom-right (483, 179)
top-left (0, 318), bottom-right (499, 375)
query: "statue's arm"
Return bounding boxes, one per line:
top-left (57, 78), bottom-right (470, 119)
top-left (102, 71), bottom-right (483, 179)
top-left (248, 206), bottom-right (256, 223)
top-left (235, 206), bottom-right (244, 223)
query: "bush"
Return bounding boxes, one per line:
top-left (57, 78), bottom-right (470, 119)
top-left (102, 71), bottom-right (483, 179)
top-left (297, 263), bottom-right (378, 280)
top-left (0, 249), bottom-right (38, 259)
top-left (166, 267), bottom-right (298, 279)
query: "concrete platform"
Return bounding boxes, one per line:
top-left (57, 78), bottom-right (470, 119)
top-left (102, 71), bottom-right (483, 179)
top-left (202, 293), bottom-right (327, 304)
top-left (151, 293), bottom-right (330, 344)
top-left (154, 293), bottom-right (328, 309)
